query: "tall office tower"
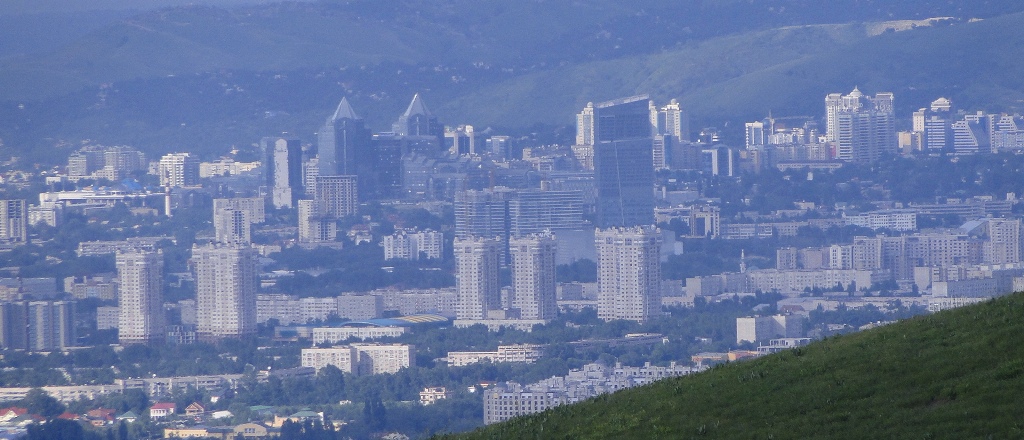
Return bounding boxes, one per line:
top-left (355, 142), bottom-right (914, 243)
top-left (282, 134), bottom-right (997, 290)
top-left (297, 199), bottom-right (337, 243)
top-left (0, 199), bottom-right (27, 245)
top-left (26, 300), bottom-right (75, 351)
top-left (116, 250), bottom-right (164, 345)
top-left (824, 88), bottom-right (896, 163)
top-left (158, 153), bottom-right (200, 187)
top-left (510, 234), bottom-right (557, 320)
top-left (193, 243), bottom-right (258, 340)
top-left (454, 237), bottom-right (501, 320)
top-left (314, 175), bottom-right (358, 218)
top-left (982, 218), bottom-right (1021, 264)
top-left (651, 99), bottom-right (689, 142)
top-left (393, 93), bottom-right (443, 139)
top-left (595, 226), bottom-right (662, 323)
top-left (592, 95), bottom-right (656, 228)
top-left (317, 97), bottom-right (372, 177)
top-left (261, 136), bottom-right (303, 209)
top-left (213, 208), bottom-right (251, 245)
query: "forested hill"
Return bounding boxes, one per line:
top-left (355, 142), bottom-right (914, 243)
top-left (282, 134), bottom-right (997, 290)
top-left (446, 292), bottom-right (1024, 439)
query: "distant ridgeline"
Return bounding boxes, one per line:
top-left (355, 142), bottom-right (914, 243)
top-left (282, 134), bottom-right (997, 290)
top-left (447, 292), bottom-right (1024, 439)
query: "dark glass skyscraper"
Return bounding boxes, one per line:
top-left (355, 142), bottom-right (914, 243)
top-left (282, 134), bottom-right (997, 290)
top-left (318, 97), bottom-right (375, 197)
top-left (591, 95), bottom-right (655, 228)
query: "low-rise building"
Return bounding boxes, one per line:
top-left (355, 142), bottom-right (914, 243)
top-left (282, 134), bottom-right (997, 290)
top-left (419, 387), bottom-right (451, 405)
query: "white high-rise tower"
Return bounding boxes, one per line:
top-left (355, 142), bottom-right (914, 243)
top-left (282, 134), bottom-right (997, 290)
top-left (595, 226), bottom-right (662, 323)
top-left (510, 234), bottom-right (558, 320)
top-left (117, 250), bottom-right (164, 344)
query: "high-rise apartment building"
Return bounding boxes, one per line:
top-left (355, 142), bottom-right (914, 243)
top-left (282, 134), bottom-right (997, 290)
top-left (158, 153), bottom-right (200, 187)
top-left (9, 300), bottom-right (75, 351)
top-left (213, 208), bottom-right (251, 245)
top-left (261, 136), bottom-right (303, 209)
top-left (212, 198), bottom-right (266, 224)
top-left (981, 218), bottom-right (1021, 264)
top-left (0, 199), bottom-right (28, 245)
top-left (297, 199), bottom-right (338, 244)
top-left (193, 243), bottom-right (258, 340)
top-left (454, 237), bottom-right (501, 320)
top-left (591, 95), bottom-right (655, 228)
top-left (650, 99), bottom-right (689, 142)
top-left (824, 88), bottom-right (895, 163)
top-left (116, 250), bottom-right (164, 345)
top-left (314, 175), bottom-right (358, 219)
top-left (595, 226), bottom-right (662, 322)
top-left (383, 229), bottom-right (444, 261)
top-left (509, 234), bottom-right (557, 320)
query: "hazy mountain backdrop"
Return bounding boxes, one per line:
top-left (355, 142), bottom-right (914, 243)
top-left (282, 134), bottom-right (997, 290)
top-left (2, 0), bottom-right (1024, 162)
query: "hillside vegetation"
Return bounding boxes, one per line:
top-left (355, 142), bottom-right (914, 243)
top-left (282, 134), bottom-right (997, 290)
top-left (448, 292), bottom-right (1024, 439)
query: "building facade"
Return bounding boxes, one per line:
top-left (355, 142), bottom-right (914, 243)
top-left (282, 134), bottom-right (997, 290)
top-left (116, 250), bottom-right (164, 345)
top-left (595, 226), bottom-right (663, 322)
top-left (193, 244), bottom-right (258, 340)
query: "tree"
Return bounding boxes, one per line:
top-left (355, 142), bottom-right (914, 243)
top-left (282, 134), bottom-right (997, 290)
top-left (22, 388), bottom-right (64, 418)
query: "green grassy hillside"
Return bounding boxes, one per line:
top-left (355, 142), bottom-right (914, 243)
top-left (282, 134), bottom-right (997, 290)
top-left (448, 292), bottom-right (1024, 439)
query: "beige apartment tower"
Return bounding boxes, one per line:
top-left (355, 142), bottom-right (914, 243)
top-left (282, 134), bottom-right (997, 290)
top-left (596, 226), bottom-right (663, 323)
top-left (193, 243), bottom-right (258, 340)
top-left (116, 250), bottom-right (164, 344)
top-left (510, 234), bottom-right (558, 320)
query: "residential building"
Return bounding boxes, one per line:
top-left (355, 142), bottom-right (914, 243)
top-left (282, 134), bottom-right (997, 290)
top-left (736, 315), bottom-right (805, 344)
top-left (301, 343), bottom-right (414, 375)
top-left (157, 153), bottom-right (199, 187)
top-left (0, 200), bottom-right (27, 245)
top-left (297, 199), bottom-right (337, 245)
top-left (213, 208), bottom-right (251, 245)
top-left (314, 175), bottom-right (358, 218)
top-left (825, 88), bottom-right (896, 163)
top-left (509, 234), bottom-right (557, 320)
top-left (454, 237), bottom-right (501, 320)
top-left (116, 250), bottom-right (164, 345)
top-left (383, 229), bottom-right (444, 261)
top-left (595, 226), bottom-right (662, 322)
top-left (261, 136), bottom-right (303, 209)
top-left (193, 243), bottom-right (258, 340)
top-left (212, 198), bottom-right (265, 224)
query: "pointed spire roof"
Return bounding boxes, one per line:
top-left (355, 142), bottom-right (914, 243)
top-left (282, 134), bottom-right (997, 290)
top-left (331, 97), bottom-right (360, 121)
top-left (403, 93), bottom-right (432, 117)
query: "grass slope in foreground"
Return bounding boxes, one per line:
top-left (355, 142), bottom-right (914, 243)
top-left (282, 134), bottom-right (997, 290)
top-left (449, 293), bottom-right (1024, 439)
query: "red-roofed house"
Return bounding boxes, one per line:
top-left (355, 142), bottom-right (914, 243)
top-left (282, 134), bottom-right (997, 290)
top-left (0, 407), bottom-right (28, 421)
top-left (86, 408), bottom-right (115, 420)
top-left (57, 412), bottom-right (80, 421)
top-left (149, 402), bottom-right (176, 419)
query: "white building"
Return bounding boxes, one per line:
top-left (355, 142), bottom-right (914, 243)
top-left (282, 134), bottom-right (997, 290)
top-left (312, 326), bottom-right (406, 345)
top-left (193, 243), bottom-right (258, 340)
top-left (595, 226), bottom-right (662, 322)
top-left (337, 295), bottom-right (383, 320)
top-left (301, 343), bottom-right (414, 375)
top-left (212, 198), bottom-right (266, 224)
top-left (158, 153), bottom-right (199, 187)
top-left (297, 199), bottom-right (338, 245)
top-left (510, 234), bottom-right (557, 320)
top-left (736, 315), bottom-right (804, 344)
top-left (446, 344), bottom-right (543, 367)
top-left (383, 229), bottom-right (444, 261)
top-left (455, 237), bottom-right (501, 320)
top-left (116, 250), bottom-right (164, 345)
